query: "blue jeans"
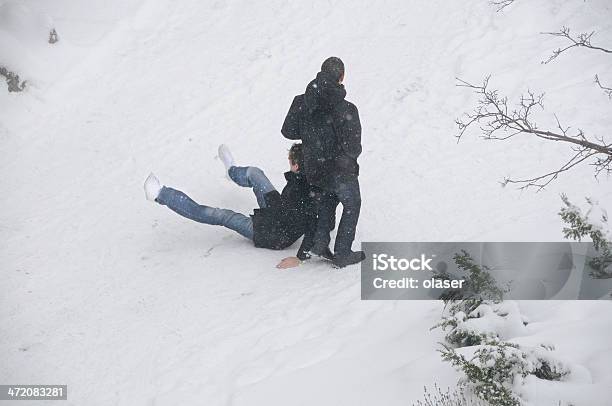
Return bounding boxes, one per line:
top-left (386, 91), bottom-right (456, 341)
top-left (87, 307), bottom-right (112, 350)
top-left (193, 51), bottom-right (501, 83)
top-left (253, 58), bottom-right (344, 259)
top-left (156, 166), bottom-right (276, 240)
top-left (228, 166), bottom-right (276, 208)
top-left (313, 175), bottom-right (361, 255)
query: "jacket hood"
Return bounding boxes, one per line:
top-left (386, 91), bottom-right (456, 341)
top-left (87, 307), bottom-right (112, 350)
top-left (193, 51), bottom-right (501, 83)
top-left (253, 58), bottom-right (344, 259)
top-left (304, 71), bottom-right (347, 112)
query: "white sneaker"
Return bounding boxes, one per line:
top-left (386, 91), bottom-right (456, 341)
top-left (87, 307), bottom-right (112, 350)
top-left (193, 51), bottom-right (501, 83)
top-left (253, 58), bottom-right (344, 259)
top-left (144, 172), bottom-right (162, 201)
top-left (218, 144), bottom-right (235, 175)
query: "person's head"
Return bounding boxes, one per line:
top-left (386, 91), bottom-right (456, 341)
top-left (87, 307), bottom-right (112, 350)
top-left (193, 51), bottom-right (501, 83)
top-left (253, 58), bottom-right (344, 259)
top-left (321, 56), bottom-right (345, 83)
top-left (288, 143), bottom-right (303, 173)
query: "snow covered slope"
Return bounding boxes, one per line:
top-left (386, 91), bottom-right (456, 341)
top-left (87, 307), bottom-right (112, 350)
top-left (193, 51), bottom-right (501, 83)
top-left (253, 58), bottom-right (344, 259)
top-left (1, 0), bottom-right (611, 405)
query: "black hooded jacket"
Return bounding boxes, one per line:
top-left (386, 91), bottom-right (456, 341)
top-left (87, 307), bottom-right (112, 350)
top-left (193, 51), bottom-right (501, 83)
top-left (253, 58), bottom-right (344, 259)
top-left (251, 171), bottom-right (317, 257)
top-left (281, 71), bottom-right (362, 189)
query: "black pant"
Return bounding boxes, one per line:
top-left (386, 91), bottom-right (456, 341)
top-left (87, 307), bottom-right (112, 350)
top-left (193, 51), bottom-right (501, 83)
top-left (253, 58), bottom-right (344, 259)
top-left (313, 175), bottom-right (361, 255)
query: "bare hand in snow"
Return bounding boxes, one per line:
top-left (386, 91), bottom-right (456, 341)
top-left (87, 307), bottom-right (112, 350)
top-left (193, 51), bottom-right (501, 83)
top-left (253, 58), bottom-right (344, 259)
top-left (276, 257), bottom-right (301, 269)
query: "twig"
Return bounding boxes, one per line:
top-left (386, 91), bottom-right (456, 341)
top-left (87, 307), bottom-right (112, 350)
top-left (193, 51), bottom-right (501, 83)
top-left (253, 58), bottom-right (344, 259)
top-left (595, 74), bottom-right (612, 99)
top-left (542, 26), bottom-right (612, 64)
top-left (491, 0), bottom-right (515, 12)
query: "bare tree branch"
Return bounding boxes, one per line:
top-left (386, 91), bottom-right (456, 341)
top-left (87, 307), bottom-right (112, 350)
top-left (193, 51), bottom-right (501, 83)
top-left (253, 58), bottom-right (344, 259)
top-left (490, 0), bottom-right (515, 12)
top-left (456, 77), bottom-right (612, 190)
top-left (542, 26), bottom-right (612, 64)
top-left (503, 149), bottom-right (598, 190)
top-left (595, 74), bottom-right (612, 100)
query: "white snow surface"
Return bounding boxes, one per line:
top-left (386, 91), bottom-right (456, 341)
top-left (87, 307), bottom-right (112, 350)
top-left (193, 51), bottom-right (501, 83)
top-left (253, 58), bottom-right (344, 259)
top-left (1, 0), bottom-right (612, 405)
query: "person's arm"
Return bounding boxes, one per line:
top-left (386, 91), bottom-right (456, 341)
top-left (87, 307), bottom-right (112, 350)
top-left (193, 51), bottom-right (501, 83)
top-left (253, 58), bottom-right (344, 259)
top-left (296, 212), bottom-right (317, 260)
top-left (277, 187), bottom-right (319, 268)
top-left (339, 104), bottom-right (362, 160)
top-left (281, 95), bottom-right (303, 140)
top-left (276, 214), bottom-right (316, 269)
top-left (296, 184), bottom-right (323, 260)
top-left (262, 190), bottom-right (282, 209)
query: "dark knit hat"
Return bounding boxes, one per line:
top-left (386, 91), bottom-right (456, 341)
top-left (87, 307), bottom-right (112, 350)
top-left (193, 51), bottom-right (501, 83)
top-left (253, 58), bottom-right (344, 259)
top-left (321, 57), bottom-right (344, 81)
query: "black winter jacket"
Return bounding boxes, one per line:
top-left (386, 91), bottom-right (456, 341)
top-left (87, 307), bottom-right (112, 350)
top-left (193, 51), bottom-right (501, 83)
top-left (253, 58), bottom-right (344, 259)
top-left (281, 71), bottom-right (362, 189)
top-left (251, 171), bottom-right (317, 258)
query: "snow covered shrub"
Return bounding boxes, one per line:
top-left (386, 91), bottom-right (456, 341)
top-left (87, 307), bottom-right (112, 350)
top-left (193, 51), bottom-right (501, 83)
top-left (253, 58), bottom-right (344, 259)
top-left (444, 327), bottom-right (494, 348)
top-left (560, 194), bottom-right (611, 278)
top-left (433, 251), bottom-right (517, 347)
top-left (437, 250), bottom-right (506, 302)
top-left (433, 301), bottom-right (494, 347)
top-left (48, 28), bottom-right (59, 44)
top-left (434, 301), bottom-right (527, 348)
top-left (433, 253), bottom-right (564, 405)
top-left (0, 66), bottom-right (26, 92)
top-left (412, 384), bottom-right (487, 406)
top-left (439, 339), bottom-right (569, 406)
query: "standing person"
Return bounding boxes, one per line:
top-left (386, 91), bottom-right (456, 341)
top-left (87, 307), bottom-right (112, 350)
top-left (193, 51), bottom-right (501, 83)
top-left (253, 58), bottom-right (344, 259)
top-left (143, 144), bottom-right (317, 268)
top-left (281, 57), bottom-right (364, 268)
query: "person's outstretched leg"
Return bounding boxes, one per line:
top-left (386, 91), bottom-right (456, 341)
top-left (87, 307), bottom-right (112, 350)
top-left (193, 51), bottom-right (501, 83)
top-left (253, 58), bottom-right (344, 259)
top-left (218, 145), bottom-right (276, 208)
top-left (228, 166), bottom-right (276, 208)
top-left (155, 186), bottom-right (254, 240)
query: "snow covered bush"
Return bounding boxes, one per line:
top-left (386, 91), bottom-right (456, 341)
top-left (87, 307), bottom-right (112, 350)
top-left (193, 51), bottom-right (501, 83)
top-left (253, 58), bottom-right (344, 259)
top-left (0, 66), bottom-right (26, 92)
top-left (436, 250), bottom-right (506, 303)
top-left (434, 301), bottom-right (528, 348)
top-left (48, 28), bottom-right (59, 44)
top-left (560, 194), bottom-right (611, 279)
top-left (453, 252), bottom-right (504, 300)
top-left (439, 339), bottom-right (569, 406)
top-left (432, 253), bottom-right (560, 405)
top-left (433, 251), bottom-right (520, 347)
top-left (433, 299), bottom-right (493, 347)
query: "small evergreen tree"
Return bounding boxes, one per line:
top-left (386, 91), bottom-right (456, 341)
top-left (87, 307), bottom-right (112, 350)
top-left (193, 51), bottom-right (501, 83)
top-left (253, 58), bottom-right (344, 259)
top-left (559, 194), bottom-right (611, 278)
top-left (433, 251), bottom-right (509, 347)
top-left (439, 339), bottom-right (569, 406)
